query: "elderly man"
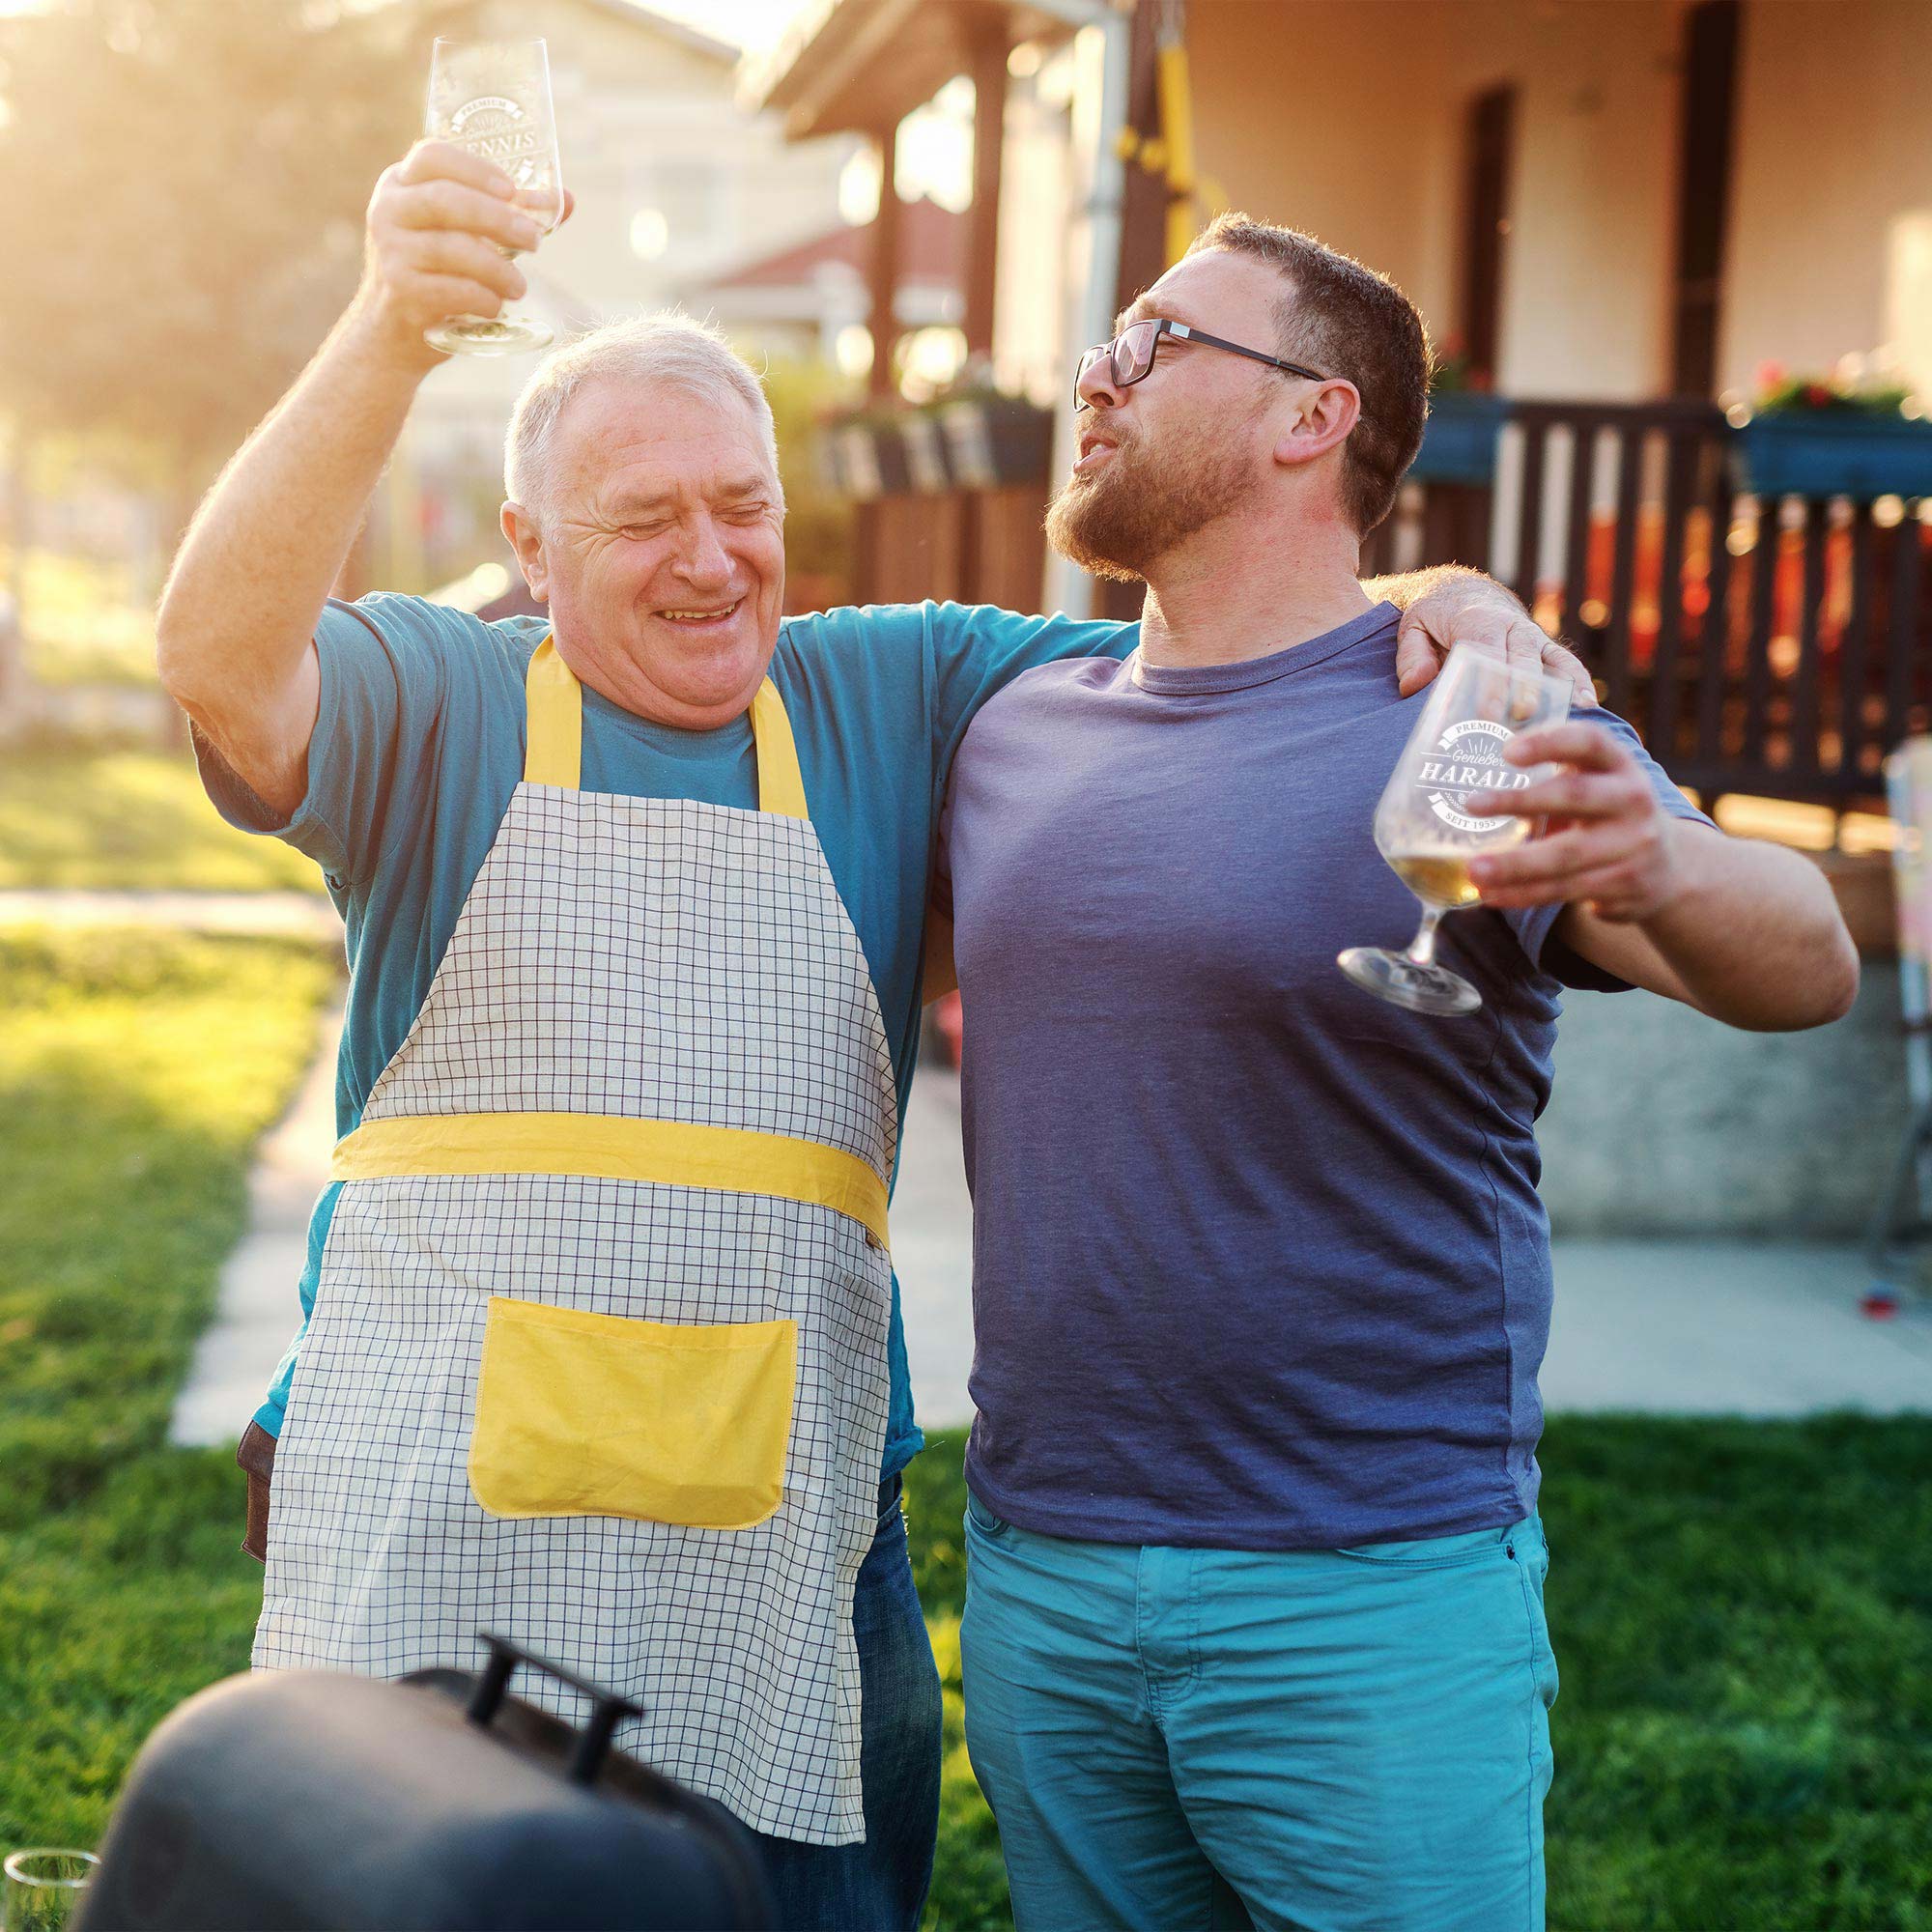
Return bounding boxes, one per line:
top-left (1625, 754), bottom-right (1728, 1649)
top-left (156, 145), bottom-right (1583, 1926)
top-left (932, 216), bottom-right (1859, 1931)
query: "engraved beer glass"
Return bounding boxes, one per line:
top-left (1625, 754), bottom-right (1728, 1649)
top-left (1337, 643), bottom-right (1572, 1016)
top-left (423, 38), bottom-right (564, 355)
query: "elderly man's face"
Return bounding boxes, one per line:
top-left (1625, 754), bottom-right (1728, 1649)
top-left (529, 378), bottom-right (787, 726)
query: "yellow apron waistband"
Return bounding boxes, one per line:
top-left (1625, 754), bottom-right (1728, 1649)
top-left (332, 1111), bottom-right (889, 1249)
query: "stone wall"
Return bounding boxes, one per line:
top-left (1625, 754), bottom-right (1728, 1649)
top-left (1537, 963), bottom-right (1908, 1238)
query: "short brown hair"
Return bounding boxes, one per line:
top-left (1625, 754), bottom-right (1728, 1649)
top-left (1185, 214), bottom-right (1430, 533)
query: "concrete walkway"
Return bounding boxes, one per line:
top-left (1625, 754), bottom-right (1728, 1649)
top-left (892, 1066), bottom-right (1931, 1430)
top-left (0, 888), bottom-right (338, 943)
top-left (161, 1022), bottom-right (1932, 1450)
top-left (168, 997), bottom-right (343, 1447)
top-left (0, 887), bottom-right (344, 1448)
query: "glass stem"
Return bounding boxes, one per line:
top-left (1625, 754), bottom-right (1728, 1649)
top-left (1406, 906), bottom-right (1446, 967)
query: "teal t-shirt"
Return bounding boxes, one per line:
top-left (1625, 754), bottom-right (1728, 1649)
top-left (197, 593), bottom-right (1137, 1478)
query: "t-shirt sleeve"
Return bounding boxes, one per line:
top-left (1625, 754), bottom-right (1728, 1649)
top-left (917, 600), bottom-right (1134, 914)
top-left (923, 600), bottom-right (1134, 796)
top-left (192, 593), bottom-right (466, 888)
top-left (1503, 707), bottom-right (1717, 992)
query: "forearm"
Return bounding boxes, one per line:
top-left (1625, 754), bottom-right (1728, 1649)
top-left (1569, 825), bottom-right (1860, 1031)
top-left (156, 301), bottom-right (431, 715)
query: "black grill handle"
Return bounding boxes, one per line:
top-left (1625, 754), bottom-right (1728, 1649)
top-left (467, 1631), bottom-right (645, 1785)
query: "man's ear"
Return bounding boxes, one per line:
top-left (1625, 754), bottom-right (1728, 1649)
top-left (500, 500), bottom-right (550, 602)
top-left (1273, 378), bottom-right (1361, 471)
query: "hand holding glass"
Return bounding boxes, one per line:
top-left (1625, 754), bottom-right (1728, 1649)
top-left (423, 39), bottom-right (564, 355)
top-left (1338, 644), bottom-right (1574, 1016)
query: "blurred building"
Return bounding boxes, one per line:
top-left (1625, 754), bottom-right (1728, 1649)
top-left (749, 0), bottom-right (1932, 1239)
top-left (748, 0), bottom-right (1932, 801)
top-left (676, 195), bottom-right (965, 368)
top-left (383, 0), bottom-right (861, 590)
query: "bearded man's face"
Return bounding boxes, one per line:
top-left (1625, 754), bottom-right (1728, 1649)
top-left (1047, 248), bottom-right (1296, 582)
top-left (1045, 399), bottom-right (1265, 582)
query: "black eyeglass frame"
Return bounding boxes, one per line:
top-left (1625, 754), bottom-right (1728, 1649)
top-left (1075, 317), bottom-right (1331, 410)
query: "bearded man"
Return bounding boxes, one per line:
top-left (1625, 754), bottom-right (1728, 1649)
top-left (929, 215), bottom-right (1859, 1932)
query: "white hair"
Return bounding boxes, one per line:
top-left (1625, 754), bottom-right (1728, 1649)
top-left (504, 311), bottom-right (782, 526)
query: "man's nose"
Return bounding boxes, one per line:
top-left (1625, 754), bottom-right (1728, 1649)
top-left (672, 519), bottom-right (734, 589)
top-left (1076, 355), bottom-right (1125, 413)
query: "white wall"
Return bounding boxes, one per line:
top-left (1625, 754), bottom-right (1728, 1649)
top-left (1183, 0), bottom-right (1683, 401)
top-left (1722, 0), bottom-right (1932, 399)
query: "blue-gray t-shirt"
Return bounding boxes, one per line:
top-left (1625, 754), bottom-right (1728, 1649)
top-left (196, 593), bottom-right (1136, 1479)
top-left (937, 602), bottom-right (1712, 1548)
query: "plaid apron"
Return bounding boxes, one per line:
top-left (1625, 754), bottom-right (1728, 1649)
top-left (253, 637), bottom-right (898, 1845)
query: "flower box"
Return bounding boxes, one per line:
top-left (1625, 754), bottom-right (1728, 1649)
top-left (898, 412), bottom-right (952, 493)
top-left (824, 420), bottom-right (910, 501)
top-left (1408, 392), bottom-right (1508, 487)
top-left (937, 397), bottom-right (1055, 489)
top-left (1734, 413), bottom-right (1932, 501)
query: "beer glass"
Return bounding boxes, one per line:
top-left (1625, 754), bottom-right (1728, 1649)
top-left (423, 38), bottom-right (564, 355)
top-left (4, 1851), bottom-right (98, 1932)
top-left (1337, 644), bottom-right (1572, 1016)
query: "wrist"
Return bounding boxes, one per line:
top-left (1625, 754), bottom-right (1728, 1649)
top-left (339, 289), bottom-right (446, 384)
top-left (1630, 820), bottom-right (1707, 931)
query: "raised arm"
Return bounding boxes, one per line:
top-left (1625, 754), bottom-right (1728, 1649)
top-left (156, 142), bottom-right (542, 816)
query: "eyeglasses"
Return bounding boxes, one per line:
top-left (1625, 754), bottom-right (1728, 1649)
top-left (1074, 317), bottom-right (1330, 410)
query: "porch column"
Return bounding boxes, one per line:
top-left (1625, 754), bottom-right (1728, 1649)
top-left (963, 5), bottom-right (1007, 360)
top-left (854, 120), bottom-right (907, 603)
top-left (1093, 0), bottom-right (1174, 621)
top-left (867, 120), bottom-right (905, 399)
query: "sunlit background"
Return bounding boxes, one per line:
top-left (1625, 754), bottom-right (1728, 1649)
top-left (2, 5), bottom-right (1931, 1929)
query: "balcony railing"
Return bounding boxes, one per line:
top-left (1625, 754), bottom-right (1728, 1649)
top-left (1361, 398), bottom-right (1932, 806)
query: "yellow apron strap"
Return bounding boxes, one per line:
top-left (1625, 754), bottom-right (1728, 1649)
top-left (523, 635), bottom-right (581, 789)
top-left (334, 1110), bottom-right (888, 1250)
top-left (752, 678), bottom-right (810, 821)
top-left (525, 638), bottom-right (808, 821)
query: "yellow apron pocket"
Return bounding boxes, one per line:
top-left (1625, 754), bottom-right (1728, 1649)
top-left (468, 1296), bottom-right (798, 1531)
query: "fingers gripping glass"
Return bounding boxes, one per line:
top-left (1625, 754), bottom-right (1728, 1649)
top-left (1337, 645), bottom-right (1573, 1017)
top-left (1074, 318), bottom-right (1329, 408)
top-left (423, 38), bottom-right (564, 355)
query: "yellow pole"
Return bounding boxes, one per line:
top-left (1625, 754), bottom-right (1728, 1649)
top-left (1156, 40), bottom-right (1196, 266)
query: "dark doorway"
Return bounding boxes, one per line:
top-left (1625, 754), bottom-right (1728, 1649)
top-left (1669, 0), bottom-right (1742, 397)
top-left (1459, 85), bottom-right (1516, 385)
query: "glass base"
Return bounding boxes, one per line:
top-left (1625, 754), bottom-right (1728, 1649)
top-left (425, 313), bottom-right (553, 356)
top-left (1336, 946), bottom-right (1484, 1016)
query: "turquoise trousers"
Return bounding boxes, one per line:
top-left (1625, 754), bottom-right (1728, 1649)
top-left (960, 1495), bottom-right (1558, 1932)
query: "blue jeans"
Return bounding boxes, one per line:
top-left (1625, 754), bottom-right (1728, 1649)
top-left (961, 1493), bottom-right (1559, 1932)
top-left (753, 1476), bottom-right (943, 1931)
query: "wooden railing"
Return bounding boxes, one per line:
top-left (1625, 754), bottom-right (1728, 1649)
top-left (1362, 399), bottom-right (1932, 806)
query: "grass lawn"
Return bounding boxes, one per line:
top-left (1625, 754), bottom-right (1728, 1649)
top-left (0, 745), bottom-right (322, 894)
top-left (3, 923), bottom-right (1927, 1924)
top-left (0, 926), bottom-right (336, 1846)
